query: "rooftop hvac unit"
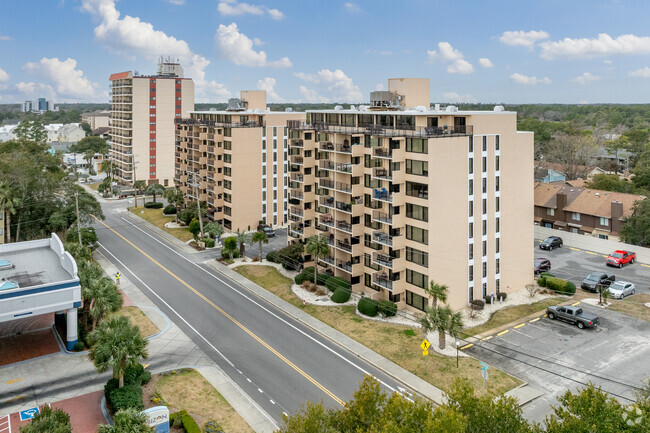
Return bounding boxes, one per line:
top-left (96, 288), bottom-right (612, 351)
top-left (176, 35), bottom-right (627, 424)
top-left (226, 98), bottom-right (245, 111)
top-left (369, 91), bottom-right (398, 109)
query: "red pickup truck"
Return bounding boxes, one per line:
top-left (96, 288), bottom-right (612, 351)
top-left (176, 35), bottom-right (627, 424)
top-left (606, 250), bottom-right (636, 268)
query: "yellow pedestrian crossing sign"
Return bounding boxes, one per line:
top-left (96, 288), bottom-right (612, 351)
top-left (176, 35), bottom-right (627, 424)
top-left (420, 339), bottom-right (430, 350)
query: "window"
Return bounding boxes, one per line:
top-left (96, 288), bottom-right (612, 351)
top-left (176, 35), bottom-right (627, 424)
top-left (496, 238), bottom-right (500, 253)
top-left (546, 208), bottom-right (555, 216)
top-left (406, 181), bottom-right (428, 199)
top-left (469, 180), bottom-right (473, 196)
top-left (599, 217), bottom-right (610, 227)
top-left (469, 222), bottom-right (474, 239)
top-left (482, 156), bottom-right (487, 173)
top-left (482, 220), bottom-right (487, 236)
top-left (406, 138), bottom-right (428, 153)
top-left (482, 136), bottom-right (487, 151)
top-left (482, 262), bottom-right (487, 278)
top-left (496, 217), bottom-right (500, 233)
top-left (469, 158), bottom-right (473, 174)
top-left (469, 201), bottom-right (473, 217)
top-left (406, 269), bottom-right (427, 289)
top-left (482, 178), bottom-right (487, 193)
top-left (469, 244), bottom-right (473, 260)
top-left (496, 197), bottom-right (500, 212)
top-left (482, 240), bottom-right (487, 256)
top-left (406, 203), bottom-right (428, 222)
top-left (224, 154), bottom-right (232, 163)
top-left (468, 136), bottom-right (473, 153)
top-left (496, 176), bottom-right (500, 192)
top-left (406, 225), bottom-right (428, 245)
top-left (572, 212), bottom-right (580, 221)
top-left (406, 160), bottom-right (428, 176)
top-left (495, 135), bottom-right (500, 150)
top-left (406, 246), bottom-right (428, 268)
top-left (482, 198), bottom-right (487, 215)
top-left (469, 265), bottom-right (474, 282)
top-left (495, 156), bottom-right (500, 171)
top-left (406, 291), bottom-right (426, 311)
top-left (496, 258), bottom-right (500, 274)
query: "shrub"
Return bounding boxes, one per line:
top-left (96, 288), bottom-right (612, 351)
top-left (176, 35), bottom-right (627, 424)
top-left (144, 201), bottom-right (163, 209)
top-left (179, 410), bottom-right (201, 433)
top-left (317, 273), bottom-right (331, 285)
top-left (301, 281), bottom-right (311, 290)
top-left (330, 288), bottom-right (351, 303)
top-left (277, 243), bottom-right (304, 270)
top-left (295, 273), bottom-right (307, 285)
top-left (377, 299), bottom-right (397, 317)
top-left (497, 292), bottom-right (508, 301)
top-left (565, 281), bottom-right (577, 295)
top-left (326, 276), bottom-right (350, 293)
top-left (188, 219), bottom-right (201, 239)
top-left (104, 378), bottom-right (119, 404)
top-left (110, 384), bottom-right (143, 412)
top-left (163, 204), bottom-right (177, 215)
top-left (201, 237), bottom-right (215, 248)
top-left (73, 341), bottom-right (85, 351)
top-left (307, 282), bottom-right (318, 292)
top-left (178, 208), bottom-right (195, 225)
top-left (540, 272), bottom-right (555, 278)
top-left (123, 364), bottom-right (151, 386)
top-left (265, 250), bottom-right (280, 263)
top-left (315, 288), bottom-right (327, 296)
top-left (358, 298), bottom-right (378, 317)
top-left (537, 277), bottom-right (547, 287)
top-left (471, 299), bottom-right (485, 310)
top-left (302, 267), bottom-right (315, 281)
top-left (204, 420), bottom-right (225, 433)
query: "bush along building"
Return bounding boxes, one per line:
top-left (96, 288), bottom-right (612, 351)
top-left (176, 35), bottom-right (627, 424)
top-left (286, 78), bottom-right (533, 312)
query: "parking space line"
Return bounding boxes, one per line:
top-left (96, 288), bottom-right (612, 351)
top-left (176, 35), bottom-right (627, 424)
top-left (514, 323), bottom-right (526, 329)
top-left (497, 330), bottom-right (509, 336)
top-left (570, 247), bottom-right (581, 251)
top-left (4, 378), bottom-right (23, 385)
top-left (571, 302), bottom-right (581, 306)
top-left (642, 264), bottom-right (650, 268)
top-left (460, 343), bottom-right (474, 350)
top-left (585, 251), bottom-right (598, 255)
top-left (529, 317), bottom-right (540, 323)
top-left (482, 336), bottom-right (493, 341)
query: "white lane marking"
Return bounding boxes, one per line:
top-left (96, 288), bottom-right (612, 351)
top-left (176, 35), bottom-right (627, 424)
top-left (270, 400), bottom-right (275, 405)
top-left (98, 244), bottom-right (279, 430)
top-left (258, 388), bottom-right (264, 393)
top-left (117, 216), bottom-right (405, 396)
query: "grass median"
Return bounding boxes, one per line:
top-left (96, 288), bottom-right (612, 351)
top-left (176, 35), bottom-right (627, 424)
top-left (116, 306), bottom-right (160, 338)
top-left (129, 206), bottom-right (194, 242)
top-left (234, 265), bottom-right (522, 395)
top-left (462, 297), bottom-right (565, 337)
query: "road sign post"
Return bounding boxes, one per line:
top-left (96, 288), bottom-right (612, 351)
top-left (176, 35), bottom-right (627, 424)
top-left (420, 339), bottom-right (430, 372)
top-left (20, 407), bottom-right (39, 421)
top-left (480, 362), bottom-right (490, 395)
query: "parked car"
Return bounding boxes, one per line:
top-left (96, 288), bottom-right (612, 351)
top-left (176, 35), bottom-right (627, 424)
top-left (546, 305), bottom-right (600, 329)
top-left (606, 250), bottom-right (636, 268)
top-left (539, 236), bottom-right (563, 250)
top-left (534, 258), bottom-right (551, 274)
top-left (259, 226), bottom-right (275, 237)
top-left (608, 281), bottom-right (636, 299)
top-left (581, 272), bottom-right (615, 293)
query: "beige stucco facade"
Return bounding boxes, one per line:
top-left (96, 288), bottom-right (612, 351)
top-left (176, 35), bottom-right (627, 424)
top-left (287, 78), bottom-right (533, 312)
top-left (110, 67), bottom-right (194, 186)
top-left (175, 91), bottom-right (305, 232)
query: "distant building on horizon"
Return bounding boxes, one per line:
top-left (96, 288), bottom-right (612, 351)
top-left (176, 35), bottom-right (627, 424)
top-left (22, 98), bottom-right (56, 113)
top-left (109, 58), bottom-right (194, 187)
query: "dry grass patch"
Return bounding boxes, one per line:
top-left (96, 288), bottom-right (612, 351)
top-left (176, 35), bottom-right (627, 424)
top-left (129, 206), bottom-right (193, 242)
top-left (607, 293), bottom-right (650, 322)
top-left (462, 297), bottom-right (565, 337)
top-left (154, 369), bottom-right (253, 433)
top-left (234, 265), bottom-right (521, 395)
top-left (114, 306), bottom-right (160, 338)
top-left (87, 182), bottom-right (101, 191)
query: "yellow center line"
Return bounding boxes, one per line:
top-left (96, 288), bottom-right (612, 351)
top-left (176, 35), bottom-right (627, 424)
top-left (514, 323), bottom-right (526, 329)
top-left (529, 318), bottom-right (540, 323)
top-left (482, 336), bottom-right (493, 341)
top-left (497, 330), bottom-right (509, 336)
top-left (571, 302), bottom-right (581, 306)
top-left (460, 343), bottom-right (474, 350)
top-left (95, 217), bottom-right (345, 406)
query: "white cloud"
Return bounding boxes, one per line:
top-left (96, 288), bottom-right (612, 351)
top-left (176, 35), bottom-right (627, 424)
top-left (442, 92), bottom-right (477, 103)
top-left (217, 0), bottom-right (284, 19)
top-left (604, 59), bottom-right (613, 64)
top-left (447, 59), bottom-right (475, 74)
top-left (629, 67), bottom-right (650, 78)
top-left (167, 0), bottom-right (185, 4)
top-left (539, 33), bottom-right (650, 60)
top-left (257, 77), bottom-right (282, 102)
top-left (478, 57), bottom-right (494, 68)
top-left (0, 33), bottom-right (11, 41)
top-left (344, 2), bottom-right (361, 13)
top-left (215, 23), bottom-right (292, 68)
top-left (253, 37), bottom-right (264, 46)
top-left (23, 57), bottom-right (97, 99)
top-left (510, 73), bottom-right (551, 85)
top-left (294, 69), bottom-right (363, 102)
top-left (571, 72), bottom-right (600, 85)
top-left (0, 68), bottom-right (8, 82)
top-left (15, 82), bottom-right (57, 100)
top-left (80, 0), bottom-right (230, 101)
top-left (499, 30), bottom-right (549, 49)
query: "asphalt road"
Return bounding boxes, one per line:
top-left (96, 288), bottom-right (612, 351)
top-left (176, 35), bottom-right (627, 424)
top-left (465, 306), bottom-right (650, 422)
top-left (534, 240), bottom-right (650, 294)
top-left (94, 202), bottom-right (411, 426)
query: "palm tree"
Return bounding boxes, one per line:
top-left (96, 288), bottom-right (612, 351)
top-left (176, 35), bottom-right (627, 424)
top-left (102, 159), bottom-right (114, 180)
top-left (78, 260), bottom-right (104, 332)
top-left (97, 408), bottom-right (153, 433)
top-left (204, 222), bottom-right (224, 242)
top-left (305, 235), bottom-right (330, 284)
top-left (252, 231), bottom-right (269, 260)
top-left (425, 281), bottom-right (448, 309)
top-left (163, 188), bottom-right (184, 222)
top-left (145, 183), bottom-right (165, 204)
top-left (0, 182), bottom-right (19, 244)
top-left (420, 305), bottom-right (463, 350)
top-left (89, 277), bottom-right (123, 330)
top-left (84, 149), bottom-right (96, 175)
top-left (88, 315), bottom-right (148, 388)
top-left (19, 405), bottom-right (71, 433)
top-left (236, 229), bottom-right (252, 257)
top-left (133, 180), bottom-right (146, 207)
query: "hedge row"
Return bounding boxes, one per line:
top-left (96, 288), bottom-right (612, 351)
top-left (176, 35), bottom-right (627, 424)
top-left (543, 277), bottom-right (577, 295)
top-left (103, 364), bottom-right (151, 413)
top-left (265, 243), bottom-right (304, 270)
top-left (170, 410), bottom-right (201, 433)
top-left (377, 299), bottom-right (397, 317)
top-left (330, 288), bottom-right (351, 303)
top-left (144, 201), bottom-right (163, 209)
top-left (163, 204), bottom-right (177, 215)
top-left (201, 237), bottom-right (216, 248)
top-left (358, 298), bottom-right (378, 317)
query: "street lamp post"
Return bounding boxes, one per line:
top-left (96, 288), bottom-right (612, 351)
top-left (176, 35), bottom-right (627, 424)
top-left (456, 341), bottom-right (460, 368)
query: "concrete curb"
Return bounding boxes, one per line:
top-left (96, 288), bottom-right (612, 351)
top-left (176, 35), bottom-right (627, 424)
top-left (204, 259), bottom-right (447, 404)
top-left (121, 210), bottom-right (198, 255)
top-left (137, 305), bottom-right (172, 340)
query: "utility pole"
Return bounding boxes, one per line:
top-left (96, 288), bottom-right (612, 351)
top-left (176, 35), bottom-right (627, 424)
top-left (191, 171), bottom-right (204, 237)
top-left (132, 156), bottom-right (138, 208)
top-left (74, 191), bottom-right (82, 244)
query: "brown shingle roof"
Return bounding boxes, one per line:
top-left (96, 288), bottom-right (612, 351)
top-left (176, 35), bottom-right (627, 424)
top-left (564, 189), bottom-right (645, 219)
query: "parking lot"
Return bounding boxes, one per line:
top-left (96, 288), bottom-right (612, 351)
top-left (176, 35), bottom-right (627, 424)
top-left (534, 239), bottom-right (650, 295)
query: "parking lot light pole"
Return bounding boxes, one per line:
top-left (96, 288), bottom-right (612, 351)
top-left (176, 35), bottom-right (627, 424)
top-left (456, 341), bottom-right (459, 368)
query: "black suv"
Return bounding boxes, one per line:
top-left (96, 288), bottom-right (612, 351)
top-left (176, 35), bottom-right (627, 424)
top-left (539, 236), bottom-right (563, 250)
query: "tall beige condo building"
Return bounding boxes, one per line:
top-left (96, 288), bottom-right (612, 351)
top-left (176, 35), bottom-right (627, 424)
top-left (175, 91), bottom-right (305, 231)
top-left (288, 78), bottom-right (533, 312)
top-left (110, 60), bottom-right (194, 186)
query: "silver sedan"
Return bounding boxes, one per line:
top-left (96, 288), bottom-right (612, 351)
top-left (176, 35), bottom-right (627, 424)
top-left (608, 281), bottom-right (636, 299)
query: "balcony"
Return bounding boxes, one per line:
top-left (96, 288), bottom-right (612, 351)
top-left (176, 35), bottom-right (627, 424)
top-left (372, 272), bottom-right (394, 291)
top-left (334, 238), bottom-right (353, 253)
top-left (319, 179), bottom-right (334, 189)
top-left (287, 120), bottom-right (473, 138)
top-left (372, 167), bottom-right (391, 181)
top-left (290, 156), bottom-right (304, 165)
top-left (372, 252), bottom-right (394, 269)
top-left (336, 259), bottom-right (353, 273)
top-left (319, 142), bottom-right (335, 152)
top-left (290, 138), bottom-right (304, 147)
top-left (315, 223), bottom-right (330, 233)
top-left (373, 147), bottom-right (392, 159)
top-left (288, 225), bottom-right (304, 238)
top-left (319, 197), bottom-right (335, 209)
top-left (336, 220), bottom-right (353, 234)
top-left (318, 256), bottom-right (335, 266)
top-left (372, 231), bottom-right (393, 247)
top-left (319, 160), bottom-right (335, 171)
top-left (372, 188), bottom-right (392, 203)
top-left (289, 207), bottom-right (304, 218)
top-left (319, 214), bottom-right (335, 228)
top-left (372, 211), bottom-right (392, 225)
top-left (336, 163), bottom-right (353, 174)
top-left (334, 182), bottom-right (352, 194)
top-left (291, 173), bottom-right (304, 183)
top-left (290, 190), bottom-right (304, 201)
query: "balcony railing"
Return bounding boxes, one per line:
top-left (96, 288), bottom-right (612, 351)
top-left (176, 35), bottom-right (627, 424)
top-left (319, 179), bottom-right (335, 189)
top-left (372, 167), bottom-right (391, 180)
top-left (372, 252), bottom-right (394, 269)
top-left (291, 173), bottom-right (304, 183)
top-left (319, 214), bottom-right (335, 227)
top-left (289, 207), bottom-right (304, 217)
top-left (319, 197), bottom-right (335, 209)
top-left (290, 138), bottom-right (304, 147)
top-left (336, 259), bottom-right (353, 273)
top-left (287, 120), bottom-right (473, 138)
top-left (319, 160), bottom-right (335, 171)
top-left (319, 256), bottom-right (335, 266)
top-left (372, 188), bottom-right (392, 203)
top-left (336, 220), bottom-right (352, 233)
top-left (372, 211), bottom-right (392, 225)
top-left (373, 147), bottom-right (392, 159)
top-left (315, 223), bottom-right (330, 233)
top-left (335, 239), bottom-right (352, 252)
top-left (291, 156), bottom-right (304, 165)
top-left (372, 231), bottom-right (393, 247)
top-left (334, 182), bottom-right (352, 194)
top-left (290, 190), bottom-right (304, 200)
top-left (289, 225), bottom-right (304, 237)
top-left (175, 118), bottom-right (265, 128)
top-left (372, 273), bottom-right (393, 291)
top-left (336, 163), bottom-right (352, 173)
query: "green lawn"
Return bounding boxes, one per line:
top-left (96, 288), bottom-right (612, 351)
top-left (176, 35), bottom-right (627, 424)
top-left (607, 293), bottom-right (650, 322)
top-left (129, 206), bottom-right (194, 242)
top-left (462, 297), bottom-right (565, 337)
top-left (234, 265), bottom-right (522, 395)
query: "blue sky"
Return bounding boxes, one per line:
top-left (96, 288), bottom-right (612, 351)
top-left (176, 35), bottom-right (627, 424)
top-left (0, 0), bottom-right (649, 104)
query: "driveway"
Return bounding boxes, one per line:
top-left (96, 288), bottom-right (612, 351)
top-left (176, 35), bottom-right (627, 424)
top-left (464, 305), bottom-right (650, 422)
